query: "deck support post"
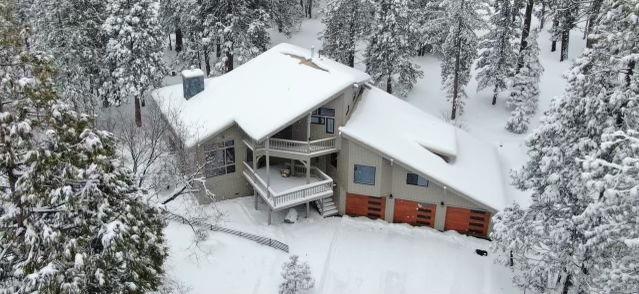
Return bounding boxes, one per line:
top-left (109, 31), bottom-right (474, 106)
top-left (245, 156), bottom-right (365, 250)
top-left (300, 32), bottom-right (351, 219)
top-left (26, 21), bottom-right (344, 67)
top-left (305, 160), bottom-right (310, 184)
top-left (268, 208), bottom-right (272, 225)
top-left (306, 202), bottom-right (310, 218)
top-left (254, 192), bottom-right (258, 210)
top-left (307, 112), bottom-right (312, 154)
top-left (266, 137), bottom-right (271, 199)
top-left (290, 159), bottom-right (295, 175)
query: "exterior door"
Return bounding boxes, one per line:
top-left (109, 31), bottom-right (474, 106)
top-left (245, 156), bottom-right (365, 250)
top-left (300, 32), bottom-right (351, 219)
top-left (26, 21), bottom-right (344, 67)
top-left (444, 207), bottom-right (491, 238)
top-left (393, 199), bottom-right (436, 228)
top-left (346, 193), bottom-right (385, 220)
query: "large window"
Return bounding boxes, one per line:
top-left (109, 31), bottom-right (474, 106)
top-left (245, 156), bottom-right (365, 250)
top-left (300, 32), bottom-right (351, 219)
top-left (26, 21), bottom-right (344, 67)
top-left (406, 172), bottom-right (429, 187)
top-left (311, 107), bottom-right (336, 134)
top-left (204, 140), bottom-right (235, 177)
top-left (354, 164), bottom-right (376, 185)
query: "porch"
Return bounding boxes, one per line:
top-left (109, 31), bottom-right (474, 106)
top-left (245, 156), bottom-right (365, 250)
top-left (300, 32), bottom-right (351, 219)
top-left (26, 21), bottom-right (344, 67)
top-left (242, 161), bottom-right (334, 224)
top-left (245, 137), bottom-right (338, 159)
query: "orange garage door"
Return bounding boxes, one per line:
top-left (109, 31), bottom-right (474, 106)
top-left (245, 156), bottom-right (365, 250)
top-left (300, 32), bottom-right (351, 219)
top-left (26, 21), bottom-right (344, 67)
top-left (393, 199), bottom-right (436, 228)
top-left (346, 193), bottom-right (385, 220)
top-left (444, 207), bottom-right (491, 238)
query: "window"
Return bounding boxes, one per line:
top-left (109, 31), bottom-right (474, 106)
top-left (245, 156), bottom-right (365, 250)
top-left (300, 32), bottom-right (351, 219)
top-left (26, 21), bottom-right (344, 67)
top-left (311, 107), bottom-right (335, 127)
top-left (204, 140), bottom-right (235, 177)
top-left (326, 118), bottom-right (335, 134)
top-left (354, 164), bottom-right (376, 185)
top-left (406, 173), bottom-right (429, 187)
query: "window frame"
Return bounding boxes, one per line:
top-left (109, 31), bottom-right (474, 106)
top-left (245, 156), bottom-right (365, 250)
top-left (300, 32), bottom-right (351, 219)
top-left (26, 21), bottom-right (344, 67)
top-left (204, 140), bottom-right (236, 178)
top-left (406, 172), bottom-right (429, 187)
top-left (354, 164), bottom-right (376, 186)
top-left (311, 107), bottom-right (335, 128)
top-left (325, 117), bottom-right (335, 134)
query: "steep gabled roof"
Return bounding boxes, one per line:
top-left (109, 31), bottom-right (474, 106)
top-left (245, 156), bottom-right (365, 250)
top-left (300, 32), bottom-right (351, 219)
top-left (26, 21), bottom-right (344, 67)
top-left (152, 43), bottom-right (370, 148)
top-left (340, 86), bottom-right (506, 211)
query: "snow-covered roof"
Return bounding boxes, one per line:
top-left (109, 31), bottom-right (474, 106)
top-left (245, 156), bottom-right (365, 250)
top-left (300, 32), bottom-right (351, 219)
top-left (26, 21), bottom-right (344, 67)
top-left (340, 86), bottom-right (506, 211)
top-left (153, 43), bottom-right (370, 147)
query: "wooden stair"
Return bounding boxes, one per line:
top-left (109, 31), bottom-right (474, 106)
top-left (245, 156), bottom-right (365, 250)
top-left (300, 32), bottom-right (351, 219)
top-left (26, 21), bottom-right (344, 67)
top-left (315, 196), bottom-right (338, 217)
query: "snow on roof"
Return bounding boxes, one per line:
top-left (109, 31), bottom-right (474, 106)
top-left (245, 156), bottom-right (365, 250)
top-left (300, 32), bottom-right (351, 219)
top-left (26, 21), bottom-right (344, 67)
top-left (181, 68), bottom-right (204, 78)
top-left (340, 86), bottom-right (506, 211)
top-left (153, 43), bottom-right (370, 148)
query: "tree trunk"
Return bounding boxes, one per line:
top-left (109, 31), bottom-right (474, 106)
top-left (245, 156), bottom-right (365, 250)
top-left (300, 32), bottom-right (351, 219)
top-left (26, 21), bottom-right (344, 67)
top-left (347, 50), bottom-right (355, 67)
top-left (204, 50), bottom-right (211, 76)
top-left (386, 75), bottom-right (392, 94)
top-left (175, 28), bottom-right (183, 52)
top-left (561, 273), bottom-right (573, 294)
top-left (225, 51), bottom-right (234, 73)
top-left (585, 0), bottom-right (603, 48)
top-left (551, 18), bottom-right (559, 52)
top-left (307, 0), bottom-right (312, 18)
top-left (216, 40), bottom-right (221, 58)
top-left (626, 60), bottom-right (635, 87)
top-left (539, 1), bottom-right (546, 29)
top-left (451, 10), bottom-right (464, 121)
top-left (517, 0), bottom-right (534, 70)
top-left (492, 85), bottom-right (498, 105)
top-left (168, 34), bottom-right (172, 51)
top-left (560, 28), bottom-right (569, 61)
top-left (134, 96), bottom-right (142, 127)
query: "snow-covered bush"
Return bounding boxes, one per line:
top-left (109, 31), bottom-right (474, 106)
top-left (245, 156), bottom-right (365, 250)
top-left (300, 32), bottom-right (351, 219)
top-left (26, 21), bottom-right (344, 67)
top-left (279, 255), bottom-right (315, 294)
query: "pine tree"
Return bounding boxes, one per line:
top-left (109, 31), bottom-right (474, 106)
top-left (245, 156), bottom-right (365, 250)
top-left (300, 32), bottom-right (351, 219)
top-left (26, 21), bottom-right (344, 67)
top-left (207, 0), bottom-right (270, 73)
top-left (506, 30), bottom-right (543, 134)
top-left (279, 255), bottom-right (314, 294)
top-left (320, 0), bottom-right (374, 67)
top-left (101, 0), bottom-right (166, 126)
top-left (27, 0), bottom-right (108, 115)
top-left (492, 0), bottom-right (638, 292)
top-left (0, 6), bottom-right (167, 291)
top-left (435, 0), bottom-right (485, 119)
top-left (475, 0), bottom-right (518, 105)
top-left (365, 0), bottom-right (422, 96)
top-left (265, 0), bottom-right (303, 37)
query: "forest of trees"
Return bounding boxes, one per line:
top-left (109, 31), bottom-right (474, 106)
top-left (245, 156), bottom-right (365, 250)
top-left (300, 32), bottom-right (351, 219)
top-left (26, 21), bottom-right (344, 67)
top-left (0, 0), bottom-right (636, 292)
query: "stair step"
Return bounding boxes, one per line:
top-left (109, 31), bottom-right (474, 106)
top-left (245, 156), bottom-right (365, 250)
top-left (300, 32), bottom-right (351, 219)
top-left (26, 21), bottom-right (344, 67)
top-left (322, 208), bottom-right (338, 217)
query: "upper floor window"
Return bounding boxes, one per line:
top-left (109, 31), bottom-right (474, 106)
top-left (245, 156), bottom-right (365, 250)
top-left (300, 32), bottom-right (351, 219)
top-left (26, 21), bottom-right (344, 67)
top-left (354, 164), bottom-right (376, 185)
top-left (406, 172), bottom-right (429, 187)
top-left (204, 140), bottom-right (235, 177)
top-left (311, 107), bottom-right (335, 124)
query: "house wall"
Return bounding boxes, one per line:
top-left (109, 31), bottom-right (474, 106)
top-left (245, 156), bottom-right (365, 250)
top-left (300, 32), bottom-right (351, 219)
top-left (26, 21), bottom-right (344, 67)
top-left (194, 125), bottom-right (253, 203)
top-left (339, 138), bottom-right (495, 231)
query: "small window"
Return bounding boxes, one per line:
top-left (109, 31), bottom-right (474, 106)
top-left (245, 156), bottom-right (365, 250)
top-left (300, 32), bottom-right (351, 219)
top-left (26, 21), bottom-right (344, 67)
top-left (311, 116), bottom-right (325, 125)
top-left (311, 107), bottom-right (334, 127)
top-left (406, 173), bottom-right (429, 187)
top-left (326, 118), bottom-right (335, 134)
top-left (354, 164), bottom-right (376, 185)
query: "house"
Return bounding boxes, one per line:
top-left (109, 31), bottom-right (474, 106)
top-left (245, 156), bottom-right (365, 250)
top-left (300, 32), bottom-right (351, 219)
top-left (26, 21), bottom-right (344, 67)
top-left (152, 43), bottom-right (506, 238)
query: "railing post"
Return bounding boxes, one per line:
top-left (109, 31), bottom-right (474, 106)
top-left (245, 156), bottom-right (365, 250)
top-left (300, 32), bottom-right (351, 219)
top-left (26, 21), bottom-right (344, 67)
top-left (307, 112), bottom-right (312, 153)
top-left (266, 137), bottom-right (271, 199)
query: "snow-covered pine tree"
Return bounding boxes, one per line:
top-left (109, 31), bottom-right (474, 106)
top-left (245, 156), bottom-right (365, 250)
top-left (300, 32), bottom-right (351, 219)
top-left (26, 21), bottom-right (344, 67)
top-left (27, 0), bottom-right (108, 115)
top-left (505, 29), bottom-right (543, 134)
top-left (492, 0), bottom-right (638, 292)
top-left (475, 0), bottom-right (518, 105)
top-left (365, 0), bottom-right (422, 96)
top-left (320, 0), bottom-right (374, 67)
top-left (207, 0), bottom-right (270, 73)
top-left (101, 0), bottom-right (166, 126)
top-left (279, 255), bottom-right (314, 294)
top-left (436, 0), bottom-right (485, 119)
top-left (0, 9), bottom-right (167, 291)
top-left (265, 0), bottom-right (303, 37)
top-left (546, 0), bottom-right (582, 61)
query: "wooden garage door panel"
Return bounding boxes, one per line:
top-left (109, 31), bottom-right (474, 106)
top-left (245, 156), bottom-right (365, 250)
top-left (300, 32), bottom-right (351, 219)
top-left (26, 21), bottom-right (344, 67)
top-left (445, 207), bottom-right (491, 237)
top-left (346, 193), bottom-right (385, 220)
top-left (393, 199), bottom-right (436, 228)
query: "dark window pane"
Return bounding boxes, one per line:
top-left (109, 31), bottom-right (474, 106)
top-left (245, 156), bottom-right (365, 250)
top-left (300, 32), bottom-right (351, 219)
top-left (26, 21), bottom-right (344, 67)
top-left (311, 116), bottom-right (324, 124)
top-left (407, 173), bottom-right (428, 187)
top-left (326, 118), bottom-right (335, 134)
top-left (226, 165), bottom-right (236, 173)
top-left (319, 107), bottom-right (335, 117)
top-left (225, 148), bottom-right (235, 164)
top-left (354, 164), bottom-right (375, 185)
top-left (225, 140), bottom-right (234, 147)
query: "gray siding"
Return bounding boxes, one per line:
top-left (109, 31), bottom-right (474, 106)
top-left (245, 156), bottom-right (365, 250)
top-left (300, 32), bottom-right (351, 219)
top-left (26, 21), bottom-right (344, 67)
top-left (194, 126), bottom-right (253, 203)
top-left (339, 138), bottom-right (495, 231)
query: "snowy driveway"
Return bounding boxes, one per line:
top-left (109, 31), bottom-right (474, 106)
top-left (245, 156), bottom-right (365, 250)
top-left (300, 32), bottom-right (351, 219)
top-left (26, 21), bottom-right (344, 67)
top-left (164, 197), bottom-right (519, 294)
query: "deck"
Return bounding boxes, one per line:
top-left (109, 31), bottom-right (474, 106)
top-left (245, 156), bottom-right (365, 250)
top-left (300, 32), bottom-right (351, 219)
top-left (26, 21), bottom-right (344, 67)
top-left (242, 162), bottom-right (333, 210)
top-left (245, 137), bottom-right (338, 159)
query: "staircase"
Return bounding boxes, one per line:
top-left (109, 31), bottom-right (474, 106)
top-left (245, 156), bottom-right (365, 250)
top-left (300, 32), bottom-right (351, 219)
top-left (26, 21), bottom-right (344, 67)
top-left (315, 196), bottom-right (338, 217)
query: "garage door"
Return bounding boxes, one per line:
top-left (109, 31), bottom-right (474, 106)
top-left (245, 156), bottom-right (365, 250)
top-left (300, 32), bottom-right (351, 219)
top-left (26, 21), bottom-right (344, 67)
top-left (444, 207), bottom-right (491, 238)
top-left (346, 193), bottom-right (385, 220)
top-left (393, 199), bottom-right (436, 228)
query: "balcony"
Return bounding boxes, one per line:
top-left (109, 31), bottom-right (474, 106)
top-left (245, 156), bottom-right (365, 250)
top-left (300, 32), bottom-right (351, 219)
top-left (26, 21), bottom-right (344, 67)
top-left (245, 137), bottom-right (338, 159)
top-left (242, 161), bottom-right (333, 211)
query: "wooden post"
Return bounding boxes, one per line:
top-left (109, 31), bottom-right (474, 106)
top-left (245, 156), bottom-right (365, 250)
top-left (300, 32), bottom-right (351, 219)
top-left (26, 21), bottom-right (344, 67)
top-left (266, 137), bottom-right (270, 198)
top-left (253, 144), bottom-right (258, 210)
top-left (306, 202), bottom-right (310, 218)
top-left (268, 208), bottom-right (272, 225)
top-left (306, 160), bottom-right (310, 184)
top-left (307, 112), bottom-right (312, 154)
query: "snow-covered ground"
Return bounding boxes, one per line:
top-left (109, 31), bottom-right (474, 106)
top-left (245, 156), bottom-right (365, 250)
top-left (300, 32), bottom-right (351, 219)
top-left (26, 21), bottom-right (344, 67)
top-left (165, 197), bottom-right (518, 294)
top-left (162, 9), bottom-right (588, 294)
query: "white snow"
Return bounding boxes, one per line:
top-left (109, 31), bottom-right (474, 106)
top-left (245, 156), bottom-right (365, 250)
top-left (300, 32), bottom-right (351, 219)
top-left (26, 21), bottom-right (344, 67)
top-left (341, 86), bottom-right (506, 211)
top-left (164, 196), bottom-right (519, 294)
top-left (181, 68), bottom-right (204, 78)
top-left (255, 164), bottom-right (321, 193)
top-left (153, 43), bottom-right (370, 148)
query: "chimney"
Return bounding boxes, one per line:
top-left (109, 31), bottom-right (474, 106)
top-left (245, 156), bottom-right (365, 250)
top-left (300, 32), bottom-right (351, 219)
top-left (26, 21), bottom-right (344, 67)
top-left (181, 69), bottom-right (205, 100)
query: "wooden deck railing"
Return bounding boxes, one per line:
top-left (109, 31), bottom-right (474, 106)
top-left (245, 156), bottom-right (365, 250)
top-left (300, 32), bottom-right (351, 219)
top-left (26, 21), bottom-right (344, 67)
top-left (246, 137), bottom-right (337, 155)
top-left (242, 161), bottom-right (333, 210)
